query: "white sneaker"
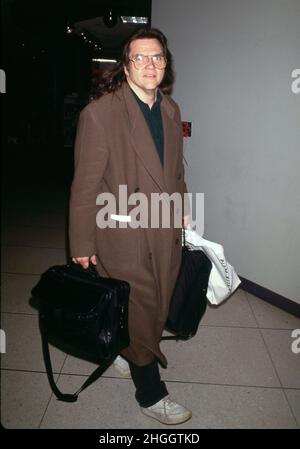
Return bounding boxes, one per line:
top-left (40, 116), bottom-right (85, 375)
top-left (113, 355), bottom-right (131, 378)
top-left (141, 395), bottom-right (192, 425)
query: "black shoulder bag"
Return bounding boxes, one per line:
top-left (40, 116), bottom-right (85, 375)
top-left (162, 230), bottom-right (212, 341)
top-left (31, 263), bottom-right (130, 402)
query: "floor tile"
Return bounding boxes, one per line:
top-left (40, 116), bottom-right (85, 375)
top-left (2, 193), bottom-right (69, 214)
top-left (2, 207), bottom-right (67, 228)
top-left (261, 329), bottom-right (300, 388)
top-left (61, 354), bottom-right (123, 380)
top-left (40, 375), bottom-right (297, 429)
top-left (284, 389), bottom-right (300, 427)
top-left (61, 355), bottom-right (99, 376)
top-left (1, 370), bottom-right (57, 429)
top-left (246, 292), bottom-right (300, 329)
top-left (62, 354), bottom-right (133, 379)
top-left (1, 313), bottom-right (66, 372)
top-left (201, 288), bottom-right (257, 328)
top-left (160, 326), bottom-right (280, 387)
top-left (40, 375), bottom-right (135, 429)
top-left (1, 273), bottom-right (40, 314)
top-left (2, 226), bottom-right (66, 249)
top-left (1, 246), bottom-right (66, 274)
top-left (179, 384), bottom-right (298, 429)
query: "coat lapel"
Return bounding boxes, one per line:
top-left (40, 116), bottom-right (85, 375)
top-left (160, 95), bottom-right (182, 193)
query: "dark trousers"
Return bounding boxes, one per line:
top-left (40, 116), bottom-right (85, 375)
top-left (129, 359), bottom-right (169, 408)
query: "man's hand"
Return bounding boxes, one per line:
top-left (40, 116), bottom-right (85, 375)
top-left (72, 255), bottom-right (97, 269)
top-left (182, 215), bottom-right (191, 229)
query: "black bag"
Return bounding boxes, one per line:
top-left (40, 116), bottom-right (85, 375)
top-left (163, 245), bottom-right (212, 340)
top-left (31, 263), bottom-right (130, 402)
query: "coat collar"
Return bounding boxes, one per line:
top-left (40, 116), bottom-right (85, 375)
top-left (116, 82), bottom-right (179, 193)
top-left (115, 81), bottom-right (176, 120)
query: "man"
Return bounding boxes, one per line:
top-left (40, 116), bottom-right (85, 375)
top-left (69, 28), bottom-right (191, 425)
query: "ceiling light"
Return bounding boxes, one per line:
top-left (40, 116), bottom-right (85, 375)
top-left (103, 10), bottom-right (118, 28)
top-left (93, 58), bottom-right (117, 63)
top-left (121, 16), bottom-right (148, 24)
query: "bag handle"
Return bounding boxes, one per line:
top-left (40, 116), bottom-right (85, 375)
top-left (70, 261), bottom-right (100, 278)
top-left (183, 227), bottom-right (190, 252)
top-left (40, 328), bottom-right (114, 402)
top-left (160, 334), bottom-right (190, 341)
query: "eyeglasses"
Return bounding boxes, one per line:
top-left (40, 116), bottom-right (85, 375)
top-left (129, 54), bottom-right (167, 69)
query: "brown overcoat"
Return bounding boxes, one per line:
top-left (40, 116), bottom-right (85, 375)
top-left (69, 81), bottom-right (188, 367)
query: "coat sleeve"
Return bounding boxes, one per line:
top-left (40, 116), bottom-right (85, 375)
top-left (69, 105), bottom-right (109, 257)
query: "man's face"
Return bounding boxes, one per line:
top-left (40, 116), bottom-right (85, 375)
top-left (124, 38), bottom-right (166, 95)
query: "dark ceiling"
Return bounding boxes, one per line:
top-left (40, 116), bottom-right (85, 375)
top-left (9, 0), bottom-right (152, 50)
top-left (11, 0), bottom-right (152, 24)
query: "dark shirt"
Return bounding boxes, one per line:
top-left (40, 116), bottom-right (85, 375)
top-left (131, 88), bottom-right (164, 166)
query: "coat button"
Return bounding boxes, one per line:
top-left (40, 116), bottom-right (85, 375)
top-left (175, 238), bottom-right (180, 245)
top-left (134, 187), bottom-right (140, 192)
top-left (149, 252), bottom-right (152, 260)
top-left (177, 173), bottom-right (182, 180)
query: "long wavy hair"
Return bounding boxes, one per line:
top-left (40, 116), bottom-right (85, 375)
top-left (94, 28), bottom-right (175, 99)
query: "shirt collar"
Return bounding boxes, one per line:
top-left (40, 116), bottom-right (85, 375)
top-left (130, 87), bottom-right (162, 110)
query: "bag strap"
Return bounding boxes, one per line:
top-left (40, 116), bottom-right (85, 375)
top-left (160, 335), bottom-right (188, 341)
top-left (40, 329), bottom-right (114, 402)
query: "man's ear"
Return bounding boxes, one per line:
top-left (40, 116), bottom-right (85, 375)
top-left (123, 64), bottom-right (129, 77)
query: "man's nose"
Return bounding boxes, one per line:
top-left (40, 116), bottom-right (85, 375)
top-left (145, 57), bottom-right (155, 68)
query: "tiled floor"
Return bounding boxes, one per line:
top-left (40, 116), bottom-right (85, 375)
top-left (1, 161), bottom-right (300, 429)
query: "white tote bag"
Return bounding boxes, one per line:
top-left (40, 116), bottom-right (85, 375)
top-left (183, 226), bottom-right (241, 305)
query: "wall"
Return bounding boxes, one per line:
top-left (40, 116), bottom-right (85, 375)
top-left (152, 0), bottom-right (300, 303)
